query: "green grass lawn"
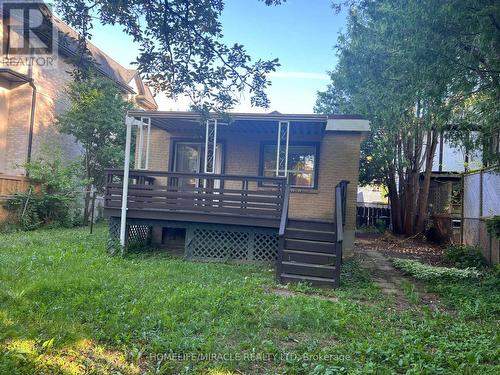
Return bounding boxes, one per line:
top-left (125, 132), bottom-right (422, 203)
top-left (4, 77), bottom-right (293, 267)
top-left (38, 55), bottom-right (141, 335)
top-left (0, 225), bottom-right (498, 374)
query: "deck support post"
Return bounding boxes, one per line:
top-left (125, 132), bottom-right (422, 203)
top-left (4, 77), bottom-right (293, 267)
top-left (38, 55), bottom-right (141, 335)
top-left (276, 121), bottom-right (290, 178)
top-left (120, 115), bottom-right (152, 247)
top-left (120, 116), bottom-right (133, 247)
top-left (145, 117), bottom-right (151, 170)
top-left (137, 117), bottom-right (151, 170)
top-left (203, 119), bottom-right (218, 189)
top-left (137, 118), bottom-right (143, 169)
top-left (204, 119), bottom-right (218, 174)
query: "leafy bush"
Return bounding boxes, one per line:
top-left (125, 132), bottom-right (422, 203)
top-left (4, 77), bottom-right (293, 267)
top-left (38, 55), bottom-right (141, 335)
top-left (392, 259), bottom-right (482, 281)
top-left (485, 216), bottom-right (500, 239)
top-left (4, 148), bottom-right (82, 230)
top-left (445, 245), bottom-right (488, 269)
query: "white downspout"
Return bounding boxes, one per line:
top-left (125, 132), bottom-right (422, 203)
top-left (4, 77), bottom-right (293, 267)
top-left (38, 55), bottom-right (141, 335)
top-left (120, 116), bottom-right (133, 247)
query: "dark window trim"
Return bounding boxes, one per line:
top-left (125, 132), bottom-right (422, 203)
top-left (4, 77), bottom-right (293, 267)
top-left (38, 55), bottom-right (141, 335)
top-left (258, 141), bottom-right (320, 190)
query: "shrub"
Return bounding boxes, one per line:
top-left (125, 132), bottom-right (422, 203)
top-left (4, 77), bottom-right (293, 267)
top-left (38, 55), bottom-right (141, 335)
top-left (356, 223), bottom-right (385, 234)
top-left (445, 245), bottom-right (488, 269)
top-left (4, 147), bottom-right (82, 230)
top-left (392, 259), bottom-right (482, 281)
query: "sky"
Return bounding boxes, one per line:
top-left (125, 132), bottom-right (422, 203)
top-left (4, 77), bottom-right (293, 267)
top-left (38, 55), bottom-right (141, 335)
top-left (87, 0), bottom-right (347, 113)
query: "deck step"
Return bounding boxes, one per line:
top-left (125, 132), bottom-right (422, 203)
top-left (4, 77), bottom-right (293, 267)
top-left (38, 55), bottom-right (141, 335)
top-left (287, 219), bottom-right (335, 232)
top-left (282, 249), bottom-right (336, 264)
top-left (284, 239), bottom-right (336, 253)
top-left (285, 228), bottom-right (336, 242)
top-left (280, 273), bottom-right (336, 288)
top-left (277, 219), bottom-right (339, 288)
top-left (282, 261), bottom-right (335, 278)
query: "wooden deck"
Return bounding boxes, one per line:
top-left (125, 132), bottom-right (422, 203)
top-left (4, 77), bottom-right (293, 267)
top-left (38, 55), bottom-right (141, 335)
top-left (104, 169), bottom-right (287, 228)
top-left (104, 170), bottom-right (348, 288)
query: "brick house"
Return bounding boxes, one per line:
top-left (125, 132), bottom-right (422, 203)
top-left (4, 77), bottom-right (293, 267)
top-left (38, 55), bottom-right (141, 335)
top-left (0, 16), bottom-right (157, 177)
top-left (105, 111), bottom-right (369, 287)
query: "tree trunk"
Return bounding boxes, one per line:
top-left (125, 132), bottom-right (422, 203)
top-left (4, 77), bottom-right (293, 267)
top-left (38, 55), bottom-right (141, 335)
top-left (387, 169), bottom-right (403, 234)
top-left (415, 130), bottom-right (439, 233)
top-left (83, 188), bottom-right (91, 226)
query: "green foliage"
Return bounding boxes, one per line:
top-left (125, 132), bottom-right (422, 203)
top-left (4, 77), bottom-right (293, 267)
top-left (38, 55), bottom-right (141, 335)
top-left (4, 148), bottom-right (82, 230)
top-left (57, 77), bottom-right (132, 192)
top-left (427, 273), bottom-right (500, 320)
top-left (357, 216), bottom-right (388, 234)
top-left (445, 245), bottom-right (488, 269)
top-left (393, 259), bottom-right (483, 281)
top-left (356, 222), bottom-right (386, 234)
top-left (317, 0), bottom-right (500, 234)
top-left (0, 226), bottom-right (498, 374)
top-left (485, 216), bottom-right (500, 239)
top-left (400, 281), bottom-right (420, 305)
top-left (54, 0), bottom-right (281, 112)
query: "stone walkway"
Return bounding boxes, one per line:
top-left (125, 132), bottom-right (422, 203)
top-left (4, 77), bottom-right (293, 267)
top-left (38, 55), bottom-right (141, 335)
top-left (355, 244), bottom-right (447, 311)
top-left (356, 248), bottom-right (408, 298)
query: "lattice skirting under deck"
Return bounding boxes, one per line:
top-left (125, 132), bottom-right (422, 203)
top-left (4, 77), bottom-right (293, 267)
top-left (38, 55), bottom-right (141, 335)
top-left (186, 225), bottom-right (278, 262)
top-left (107, 217), bottom-right (152, 254)
top-left (107, 218), bottom-right (278, 261)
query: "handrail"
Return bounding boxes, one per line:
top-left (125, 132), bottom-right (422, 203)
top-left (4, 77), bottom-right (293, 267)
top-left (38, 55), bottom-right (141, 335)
top-left (335, 187), bottom-right (344, 243)
top-left (334, 180), bottom-right (349, 285)
top-left (276, 183), bottom-right (290, 282)
top-left (105, 169), bottom-right (287, 184)
top-left (335, 180), bottom-right (349, 243)
top-left (279, 184), bottom-right (290, 237)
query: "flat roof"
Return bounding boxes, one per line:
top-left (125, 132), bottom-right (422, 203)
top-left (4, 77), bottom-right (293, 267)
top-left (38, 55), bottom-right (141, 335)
top-left (127, 110), bottom-right (366, 123)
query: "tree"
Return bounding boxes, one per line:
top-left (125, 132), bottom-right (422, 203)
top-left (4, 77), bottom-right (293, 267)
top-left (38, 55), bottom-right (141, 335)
top-left (317, 0), bottom-right (500, 235)
top-left (57, 76), bottom-right (132, 223)
top-left (54, 0), bottom-right (285, 112)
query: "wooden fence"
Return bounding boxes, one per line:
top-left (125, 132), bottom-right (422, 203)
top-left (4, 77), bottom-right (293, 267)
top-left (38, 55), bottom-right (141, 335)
top-left (0, 175), bottom-right (31, 197)
top-left (0, 175), bottom-right (32, 221)
top-left (356, 203), bottom-right (391, 228)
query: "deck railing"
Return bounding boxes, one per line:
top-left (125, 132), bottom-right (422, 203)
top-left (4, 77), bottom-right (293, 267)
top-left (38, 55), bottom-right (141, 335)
top-left (104, 169), bottom-right (287, 223)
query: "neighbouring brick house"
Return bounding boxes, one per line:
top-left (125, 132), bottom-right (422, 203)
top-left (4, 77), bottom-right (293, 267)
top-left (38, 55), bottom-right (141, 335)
top-left (104, 111), bottom-right (369, 287)
top-left (0, 16), bottom-right (157, 177)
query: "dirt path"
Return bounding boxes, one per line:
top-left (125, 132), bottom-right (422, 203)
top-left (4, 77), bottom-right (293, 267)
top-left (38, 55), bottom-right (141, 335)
top-left (356, 248), bottom-right (412, 309)
top-left (355, 236), bottom-right (448, 312)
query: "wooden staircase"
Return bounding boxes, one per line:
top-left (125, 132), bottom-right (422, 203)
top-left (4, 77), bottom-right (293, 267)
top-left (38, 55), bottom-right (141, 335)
top-left (276, 181), bottom-right (348, 288)
top-left (278, 219), bottom-right (340, 287)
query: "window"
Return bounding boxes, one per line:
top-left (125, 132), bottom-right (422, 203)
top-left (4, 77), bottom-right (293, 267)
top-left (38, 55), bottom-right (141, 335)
top-left (172, 141), bottom-right (223, 188)
top-left (261, 144), bottom-right (318, 188)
